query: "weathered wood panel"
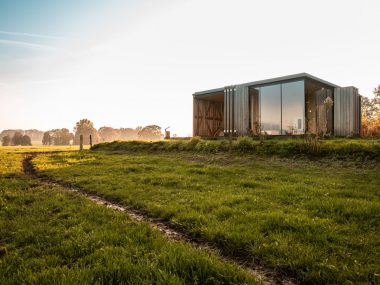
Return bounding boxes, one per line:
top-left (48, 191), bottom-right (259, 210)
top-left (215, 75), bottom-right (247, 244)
top-left (193, 97), bottom-right (224, 137)
top-left (224, 87), bottom-right (235, 135)
top-left (334, 87), bottom-right (361, 136)
top-left (315, 89), bottom-right (333, 135)
top-left (305, 79), bottom-right (334, 134)
top-left (249, 88), bottom-right (260, 135)
top-left (234, 85), bottom-right (249, 135)
top-left (223, 86), bottom-right (250, 136)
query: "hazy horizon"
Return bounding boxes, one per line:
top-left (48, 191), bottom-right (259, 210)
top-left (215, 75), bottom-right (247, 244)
top-left (1, 0), bottom-right (379, 136)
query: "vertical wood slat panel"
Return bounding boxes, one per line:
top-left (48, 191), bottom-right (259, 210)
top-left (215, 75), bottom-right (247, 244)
top-left (193, 96), bottom-right (224, 137)
top-left (224, 90), bottom-right (227, 133)
top-left (234, 85), bottom-right (249, 135)
top-left (334, 87), bottom-right (360, 136)
top-left (193, 98), bottom-right (197, 136)
top-left (224, 89), bottom-right (228, 133)
top-left (350, 88), bottom-right (353, 134)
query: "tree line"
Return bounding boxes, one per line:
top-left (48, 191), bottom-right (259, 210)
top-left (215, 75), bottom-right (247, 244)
top-left (1, 119), bottom-right (164, 146)
top-left (68, 119), bottom-right (163, 145)
top-left (1, 131), bottom-right (32, 146)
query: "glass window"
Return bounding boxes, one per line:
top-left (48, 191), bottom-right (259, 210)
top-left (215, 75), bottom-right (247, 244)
top-left (249, 87), bottom-right (260, 135)
top-left (260, 84), bottom-right (281, 135)
top-left (282, 81), bottom-right (305, 135)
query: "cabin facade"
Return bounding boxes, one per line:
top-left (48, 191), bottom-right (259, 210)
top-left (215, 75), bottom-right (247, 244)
top-left (193, 73), bottom-right (361, 137)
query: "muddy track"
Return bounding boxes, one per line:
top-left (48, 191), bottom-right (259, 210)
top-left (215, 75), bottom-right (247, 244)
top-left (23, 153), bottom-right (296, 285)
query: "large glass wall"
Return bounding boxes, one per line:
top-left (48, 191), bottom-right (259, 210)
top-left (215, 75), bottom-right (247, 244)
top-left (251, 80), bottom-right (305, 135)
top-left (260, 84), bottom-right (281, 135)
top-left (281, 80), bottom-right (305, 134)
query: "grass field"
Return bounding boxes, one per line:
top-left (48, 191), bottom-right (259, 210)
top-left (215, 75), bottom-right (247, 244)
top-left (0, 148), bottom-right (258, 284)
top-left (92, 137), bottom-right (380, 162)
top-left (31, 139), bottom-right (380, 284)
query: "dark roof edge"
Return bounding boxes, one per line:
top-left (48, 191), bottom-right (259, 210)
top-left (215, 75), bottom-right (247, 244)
top-left (193, 72), bottom-right (340, 96)
top-left (193, 87), bottom-right (224, 96)
top-left (242, 73), bottom-right (340, 88)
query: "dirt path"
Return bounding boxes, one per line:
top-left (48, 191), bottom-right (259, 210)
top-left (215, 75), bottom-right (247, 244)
top-left (23, 153), bottom-right (296, 285)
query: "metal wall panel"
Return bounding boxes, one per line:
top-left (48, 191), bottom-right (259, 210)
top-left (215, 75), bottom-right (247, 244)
top-left (333, 87), bottom-right (361, 136)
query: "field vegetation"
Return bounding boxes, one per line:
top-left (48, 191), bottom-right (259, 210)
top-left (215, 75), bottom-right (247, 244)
top-left (32, 138), bottom-right (380, 284)
top-left (91, 137), bottom-right (380, 162)
top-left (0, 148), bottom-right (258, 284)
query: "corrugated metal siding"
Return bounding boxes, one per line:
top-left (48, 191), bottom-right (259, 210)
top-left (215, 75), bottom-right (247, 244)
top-left (334, 87), bottom-right (361, 136)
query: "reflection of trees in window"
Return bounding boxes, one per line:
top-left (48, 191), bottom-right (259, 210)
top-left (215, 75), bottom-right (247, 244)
top-left (260, 84), bottom-right (281, 135)
top-left (282, 80), bottom-right (305, 135)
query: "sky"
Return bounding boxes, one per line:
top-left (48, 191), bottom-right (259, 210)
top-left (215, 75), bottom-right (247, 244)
top-left (0, 0), bottom-right (379, 136)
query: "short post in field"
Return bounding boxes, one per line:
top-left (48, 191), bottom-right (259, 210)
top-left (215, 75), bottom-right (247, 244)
top-left (165, 126), bottom-right (170, 140)
top-left (80, 134), bottom-right (83, 150)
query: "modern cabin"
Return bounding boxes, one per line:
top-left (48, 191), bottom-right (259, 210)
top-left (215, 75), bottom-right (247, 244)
top-left (193, 73), bottom-right (361, 137)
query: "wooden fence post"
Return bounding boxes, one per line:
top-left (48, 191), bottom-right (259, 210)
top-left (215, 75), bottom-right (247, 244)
top-left (80, 135), bottom-right (83, 151)
top-left (90, 135), bottom-right (92, 148)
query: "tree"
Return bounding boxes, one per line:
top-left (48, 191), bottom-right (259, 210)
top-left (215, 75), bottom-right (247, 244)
top-left (11, 132), bottom-right (24, 146)
top-left (98, 127), bottom-right (120, 142)
top-left (137, 125), bottom-right (163, 140)
top-left (24, 129), bottom-right (44, 142)
top-left (0, 129), bottom-right (43, 144)
top-left (1, 135), bottom-right (11, 146)
top-left (52, 128), bottom-right (74, 145)
top-left (361, 85), bottom-right (380, 137)
top-left (119, 127), bottom-right (140, 140)
top-left (373, 85), bottom-right (380, 111)
top-left (42, 131), bottom-right (52, 146)
top-left (0, 129), bottom-right (23, 140)
top-left (21, 135), bottom-right (32, 146)
top-left (73, 119), bottom-right (99, 145)
top-left (43, 129), bottom-right (74, 145)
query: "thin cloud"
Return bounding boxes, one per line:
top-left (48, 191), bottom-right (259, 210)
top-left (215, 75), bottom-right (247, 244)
top-left (0, 30), bottom-right (66, 40)
top-left (0, 39), bottom-right (71, 54)
top-left (19, 77), bottom-right (72, 86)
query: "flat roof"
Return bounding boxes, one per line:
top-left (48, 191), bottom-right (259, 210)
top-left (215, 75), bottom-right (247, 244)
top-left (193, 72), bottom-right (340, 96)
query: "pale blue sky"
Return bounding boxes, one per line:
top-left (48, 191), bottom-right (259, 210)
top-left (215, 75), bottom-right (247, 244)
top-left (1, 0), bottom-right (379, 136)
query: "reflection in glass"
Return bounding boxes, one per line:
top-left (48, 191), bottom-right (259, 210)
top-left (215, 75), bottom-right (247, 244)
top-left (260, 84), bottom-right (281, 135)
top-left (282, 81), bottom-right (305, 135)
top-left (249, 87), bottom-right (260, 135)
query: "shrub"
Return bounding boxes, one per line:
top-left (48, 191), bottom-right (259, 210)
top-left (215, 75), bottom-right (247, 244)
top-left (234, 137), bottom-right (255, 152)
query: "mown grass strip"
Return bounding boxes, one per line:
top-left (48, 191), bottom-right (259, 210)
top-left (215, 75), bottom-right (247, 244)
top-left (0, 149), bottom-right (259, 284)
top-left (33, 149), bottom-right (380, 284)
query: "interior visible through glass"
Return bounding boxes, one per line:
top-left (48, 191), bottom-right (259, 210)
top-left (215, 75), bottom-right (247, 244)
top-left (250, 80), bottom-right (306, 135)
top-left (281, 80), bottom-right (305, 135)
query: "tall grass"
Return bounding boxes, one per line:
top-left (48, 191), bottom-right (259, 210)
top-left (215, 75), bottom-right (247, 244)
top-left (91, 137), bottom-right (380, 161)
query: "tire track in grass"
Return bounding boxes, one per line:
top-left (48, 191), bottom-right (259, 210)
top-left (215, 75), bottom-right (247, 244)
top-left (23, 153), bottom-right (296, 285)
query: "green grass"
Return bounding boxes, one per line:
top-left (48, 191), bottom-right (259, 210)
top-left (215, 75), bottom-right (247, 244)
top-left (33, 142), bottom-right (380, 284)
top-left (91, 137), bottom-right (380, 162)
top-left (0, 148), bottom-right (258, 284)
